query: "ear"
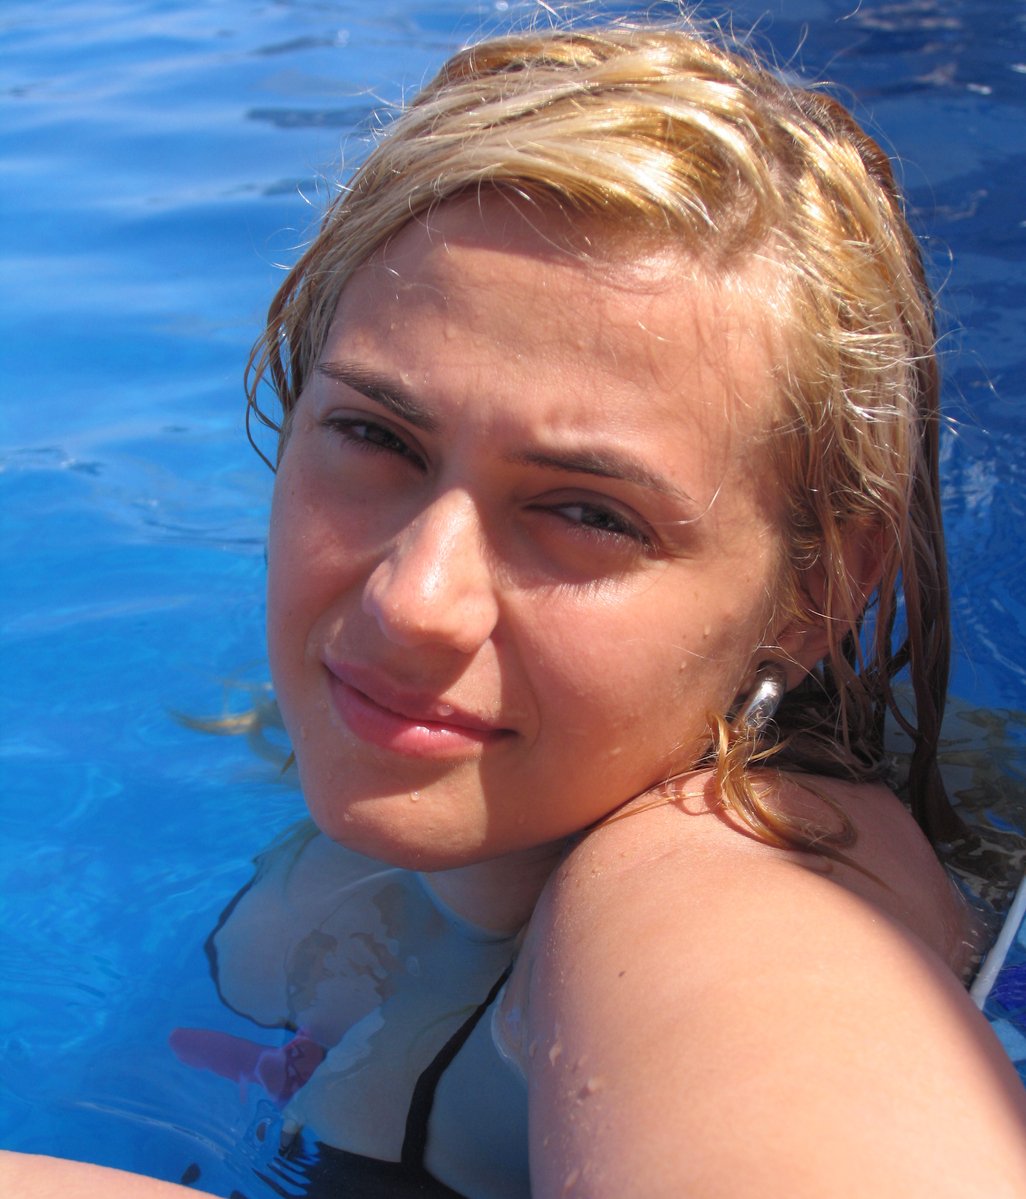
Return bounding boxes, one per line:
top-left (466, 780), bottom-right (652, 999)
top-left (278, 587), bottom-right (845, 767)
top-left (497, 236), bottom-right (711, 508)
top-left (769, 521), bottom-right (885, 690)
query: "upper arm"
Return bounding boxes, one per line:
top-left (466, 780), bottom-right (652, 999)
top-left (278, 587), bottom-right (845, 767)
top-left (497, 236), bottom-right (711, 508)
top-left (521, 804), bottom-right (1026, 1198)
top-left (0, 1153), bottom-right (217, 1199)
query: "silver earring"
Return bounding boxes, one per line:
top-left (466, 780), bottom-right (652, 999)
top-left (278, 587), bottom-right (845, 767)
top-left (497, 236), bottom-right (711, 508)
top-left (732, 662), bottom-right (788, 737)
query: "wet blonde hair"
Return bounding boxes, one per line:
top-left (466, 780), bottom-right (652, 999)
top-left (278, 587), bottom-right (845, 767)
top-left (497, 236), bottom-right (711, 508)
top-left (246, 22), bottom-right (960, 851)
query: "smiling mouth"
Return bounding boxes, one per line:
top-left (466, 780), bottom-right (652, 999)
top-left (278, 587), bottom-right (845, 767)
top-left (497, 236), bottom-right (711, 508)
top-left (324, 662), bottom-right (512, 759)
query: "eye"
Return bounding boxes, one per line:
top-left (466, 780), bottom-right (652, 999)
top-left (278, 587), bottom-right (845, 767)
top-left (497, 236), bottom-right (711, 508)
top-left (549, 501), bottom-right (654, 550)
top-left (322, 415), bottom-right (425, 469)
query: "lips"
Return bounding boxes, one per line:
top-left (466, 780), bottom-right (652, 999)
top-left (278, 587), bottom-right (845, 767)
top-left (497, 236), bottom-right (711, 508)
top-left (323, 659), bottom-right (512, 758)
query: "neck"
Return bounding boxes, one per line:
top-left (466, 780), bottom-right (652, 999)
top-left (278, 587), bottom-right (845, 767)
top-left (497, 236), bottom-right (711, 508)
top-left (419, 840), bottom-right (566, 936)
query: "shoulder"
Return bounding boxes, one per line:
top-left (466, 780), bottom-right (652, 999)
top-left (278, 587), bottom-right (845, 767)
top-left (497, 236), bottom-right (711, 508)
top-left (514, 772), bottom-right (1026, 1198)
top-left (546, 769), bottom-right (972, 971)
top-left (519, 769), bottom-right (975, 1039)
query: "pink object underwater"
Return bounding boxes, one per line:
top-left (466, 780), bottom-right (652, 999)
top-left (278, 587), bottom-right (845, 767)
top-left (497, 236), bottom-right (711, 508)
top-left (169, 1027), bottom-right (325, 1106)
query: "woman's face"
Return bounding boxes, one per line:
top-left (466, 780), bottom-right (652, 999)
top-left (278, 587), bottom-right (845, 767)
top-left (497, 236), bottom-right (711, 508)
top-left (267, 199), bottom-right (797, 869)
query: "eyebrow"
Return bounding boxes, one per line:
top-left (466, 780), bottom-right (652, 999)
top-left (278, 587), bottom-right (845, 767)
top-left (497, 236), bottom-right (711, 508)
top-left (316, 361), bottom-right (440, 433)
top-left (506, 447), bottom-right (700, 512)
top-left (317, 359), bottom-right (699, 512)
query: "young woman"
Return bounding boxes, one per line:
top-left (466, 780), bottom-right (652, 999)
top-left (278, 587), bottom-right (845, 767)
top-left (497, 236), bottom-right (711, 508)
top-left (6, 19), bottom-right (1025, 1198)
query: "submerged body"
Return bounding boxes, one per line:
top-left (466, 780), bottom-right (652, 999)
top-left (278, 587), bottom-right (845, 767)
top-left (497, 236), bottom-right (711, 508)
top-left (198, 826), bottom-right (528, 1198)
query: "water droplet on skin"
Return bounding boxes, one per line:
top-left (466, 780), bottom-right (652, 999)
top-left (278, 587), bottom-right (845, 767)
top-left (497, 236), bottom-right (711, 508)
top-left (409, 791), bottom-right (420, 803)
top-left (528, 1038), bottom-right (538, 1059)
top-left (548, 1041), bottom-right (563, 1066)
top-left (437, 704), bottom-right (454, 718)
top-left (577, 1076), bottom-right (604, 1100)
top-left (562, 1167), bottom-right (581, 1192)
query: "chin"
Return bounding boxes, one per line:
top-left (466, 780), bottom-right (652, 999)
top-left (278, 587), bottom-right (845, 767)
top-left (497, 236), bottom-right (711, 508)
top-left (303, 790), bottom-right (495, 872)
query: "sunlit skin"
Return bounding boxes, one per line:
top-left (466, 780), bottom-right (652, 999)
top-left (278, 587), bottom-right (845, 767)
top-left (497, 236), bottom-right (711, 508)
top-left (265, 198), bottom-right (819, 899)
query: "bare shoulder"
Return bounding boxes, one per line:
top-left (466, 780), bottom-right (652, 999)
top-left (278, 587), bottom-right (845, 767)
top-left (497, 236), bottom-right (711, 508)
top-left (516, 773), bottom-right (1026, 1198)
top-left (550, 771), bottom-right (974, 968)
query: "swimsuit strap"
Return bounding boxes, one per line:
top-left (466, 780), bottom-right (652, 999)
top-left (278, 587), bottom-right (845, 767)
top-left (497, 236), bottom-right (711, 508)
top-left (401, 962), bottom-right (514, 1170)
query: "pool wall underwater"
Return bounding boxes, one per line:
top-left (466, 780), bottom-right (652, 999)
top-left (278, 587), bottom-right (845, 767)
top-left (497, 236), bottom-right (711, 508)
top-left (2, 0), bottom-right (1025, 1190)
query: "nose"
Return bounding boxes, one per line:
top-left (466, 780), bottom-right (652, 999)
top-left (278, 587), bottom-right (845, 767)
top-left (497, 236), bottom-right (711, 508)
top-left (361, 491), bottom-right (500, 653)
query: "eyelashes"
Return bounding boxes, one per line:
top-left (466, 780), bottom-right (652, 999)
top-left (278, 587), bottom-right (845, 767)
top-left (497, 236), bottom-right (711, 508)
top-left (322, 416), bottom-right (426, 469)
top-left (542, 501), bottom-right (653, 550)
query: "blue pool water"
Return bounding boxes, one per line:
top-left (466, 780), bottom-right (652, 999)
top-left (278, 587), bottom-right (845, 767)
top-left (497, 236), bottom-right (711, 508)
top-left (2, 0), bottom-right (1024, 1189)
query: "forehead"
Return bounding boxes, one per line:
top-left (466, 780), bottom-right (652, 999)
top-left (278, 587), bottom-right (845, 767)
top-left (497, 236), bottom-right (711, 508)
top-left (333, 196), bottom-right (783, 443)
top-left (308, 198), bottom-right (794, 568)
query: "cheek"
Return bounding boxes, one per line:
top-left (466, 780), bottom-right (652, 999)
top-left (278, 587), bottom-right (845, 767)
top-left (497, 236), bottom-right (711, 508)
top-left (518, 602), bottom-right (699, 748)
top-left (266, 470), bottom-right (304, 604)
top-left (522, 578), bottom-right (773, 758)
top-left (265, 469), bottom-right (331, 691)
top-left (264, 503), bottom-right (302, 712)
top-left (264, 461), bottom-right (387, 700)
